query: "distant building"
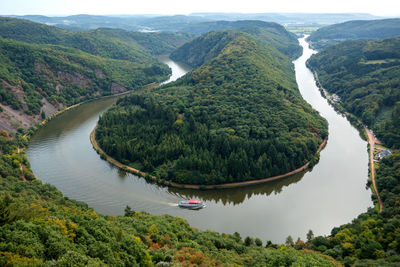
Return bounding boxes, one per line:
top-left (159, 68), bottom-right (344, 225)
top-left (331, 94), bottom-right (341, 103)
top-left (375, 149), bottom-right (392, 161)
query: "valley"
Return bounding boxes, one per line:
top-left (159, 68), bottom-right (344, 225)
top-left (26, 38), bottom-right (372, 244)
top-left (1, 11), bottom-right (399, 266)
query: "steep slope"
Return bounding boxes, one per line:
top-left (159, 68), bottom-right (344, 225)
top-left (96, 31), bottom-right (328, 185)
top-left (93, 28), bottom-right (193, 55)
top-left (0, 38), bottom-right (170, 132)
top-left (170, 31), bottom-right (238, 68)
top-left (0, 17), bottom-right (150, 63)
top-left (177, 20), bottom-right (302, 60)
top-left (307, 18), bottom-right (400, 49)
top-left (307, 37), bottom-right (400, 148)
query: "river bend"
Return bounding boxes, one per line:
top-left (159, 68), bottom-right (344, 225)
top-left (27, 38), bottom-right (372, 242)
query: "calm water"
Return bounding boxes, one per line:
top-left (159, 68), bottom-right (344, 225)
top-left (27, 40), bottom-right (372, 243)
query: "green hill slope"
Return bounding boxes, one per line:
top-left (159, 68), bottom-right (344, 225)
top-left (0, 17), bottom-right (192, 58)
top-left (0, 38), bottom-right (170, 132)
top-left (92, 28), bottom-right (193, 55)
top-left (96, 31), bottom-right (328, 185)
top-left (307, 37), bottom-right (400, 148)
top-left (307, 18), bottom-right (400, 49)
top-left (175, 20), bottom-right (301, 61)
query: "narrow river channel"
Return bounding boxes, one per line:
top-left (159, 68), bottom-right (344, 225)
top-left (27, 37), bottom-right (372, 243)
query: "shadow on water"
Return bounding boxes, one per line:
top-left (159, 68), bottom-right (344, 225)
top-left (167, 171), bottom-right (307, 205)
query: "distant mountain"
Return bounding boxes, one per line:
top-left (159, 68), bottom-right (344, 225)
top-left (191, 12), bottom-right (382, 24)
top-left (0, 17), bottom-right (192, 57)
top-left (6, 14), bottom-right (212, 32)
top-left (178, 20), bottom-right (301, 60)
top-left (307, 37), bottom-right (400, 148)
top-left (7, 13), bottom-right (384, 32)
top-left (92, 28), bottom-right (193, 55)
top-left (307, 18), bottom-right (400, 49)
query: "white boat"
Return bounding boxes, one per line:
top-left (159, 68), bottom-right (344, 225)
top-left (178, 200), bottom-right (206, 210)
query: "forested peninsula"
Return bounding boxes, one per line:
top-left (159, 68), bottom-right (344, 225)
top-left (95, 30), bottom-right (328, 185)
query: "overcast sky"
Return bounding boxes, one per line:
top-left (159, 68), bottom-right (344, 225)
top-left (1, 0), bottom-right (400, 16)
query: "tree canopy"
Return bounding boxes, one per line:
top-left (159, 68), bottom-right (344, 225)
top-left (96, 30), bottom-right (327, 185)
top-left (307, 37), bottom-right (400, 148)
top-left (307, 18), bottom-right (400, 50)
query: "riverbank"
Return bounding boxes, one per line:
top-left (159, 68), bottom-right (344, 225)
top-left (22, 82), bottom-right (159, 140)
top-left (28, 38), bottom-right (372, 242)
top-left (365, 126), bottom-right (383, 212)
top-left (311, 70), bottom-right (383, 212)
top-left (90, 125), bottom-right (327, 189)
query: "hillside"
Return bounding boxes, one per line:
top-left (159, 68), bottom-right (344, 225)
top-left (307, 37), bottom-right (400, 148)
top-left (307, 18), bottom-right (400, 49)
top-left (179, 20), bottom-right (301, 59)
top-left (96, 30), bottom-right (328, 185)
top-left (92, 28), bottom-right (193, 55)
top-left (0, 17), bottom-right (192, 58)
top-left (0, 38), bottom-right (170, 132)
top-left (172, 20), bottom-right (301, 62)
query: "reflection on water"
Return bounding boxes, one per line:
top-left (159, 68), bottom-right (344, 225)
top-left (28, 49), bottom-right (372, 243)
top-left (168, 171), bottom-right (305, 205)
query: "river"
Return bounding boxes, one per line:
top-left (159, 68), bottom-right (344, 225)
top-left (27, 37), bottom-right (372, 243)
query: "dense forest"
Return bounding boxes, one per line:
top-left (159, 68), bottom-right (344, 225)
top-left (96, 30), bottom-right (328, 185)
top-left (307, 18), bottom-right (400, 49)
top-left (0, 17), bottom-right (177, 132)
top-left (171, 21), bottom-right (302, 68)
top-left (178, 20), bottom-right (302, 60)
top-left (0, 132), bottom-right (339, 266)
top-left (0, 17), bottom-right (192, 57)
top-left (307, 37), bottom-right (400, 148)
top-left (0, 37), bottom-right (170, 131)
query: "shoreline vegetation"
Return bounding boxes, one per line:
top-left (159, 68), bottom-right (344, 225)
top-left (13, 84), bottom-right (158, 186)
top-left (25, 82), bottom-right (159, 136)
top-left (310, 67), bottom-right (388, 213)
top-left (1, 121), bottom-right (339, 266)
top-left (312, 70), bottom-right (383, 212)
top-left (90, 125), bottom-right (327, 190)
top-left (304, 36), bottom-right (400, 265)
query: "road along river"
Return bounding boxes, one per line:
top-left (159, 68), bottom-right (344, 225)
top-left (27, 39), bottom-right (372, 243)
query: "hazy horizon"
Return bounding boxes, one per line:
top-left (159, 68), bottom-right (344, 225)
top-left (2, 12), bottom-right (398, 18)
top-left (1, 0), bottom-right (399, 17)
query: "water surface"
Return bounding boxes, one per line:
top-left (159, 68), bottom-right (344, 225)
top-left (28, 43), bottom-right (372, 243)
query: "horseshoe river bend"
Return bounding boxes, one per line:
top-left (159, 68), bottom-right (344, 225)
top-left (27, 37), bottom-right (372, 243)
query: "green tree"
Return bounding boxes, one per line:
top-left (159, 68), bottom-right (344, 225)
top-left (285, 235), bottom-right (294, 247)
top-left (306, 229), bottom-right (314, 242)
top-left (124, 205), bottom-right (135, 217)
